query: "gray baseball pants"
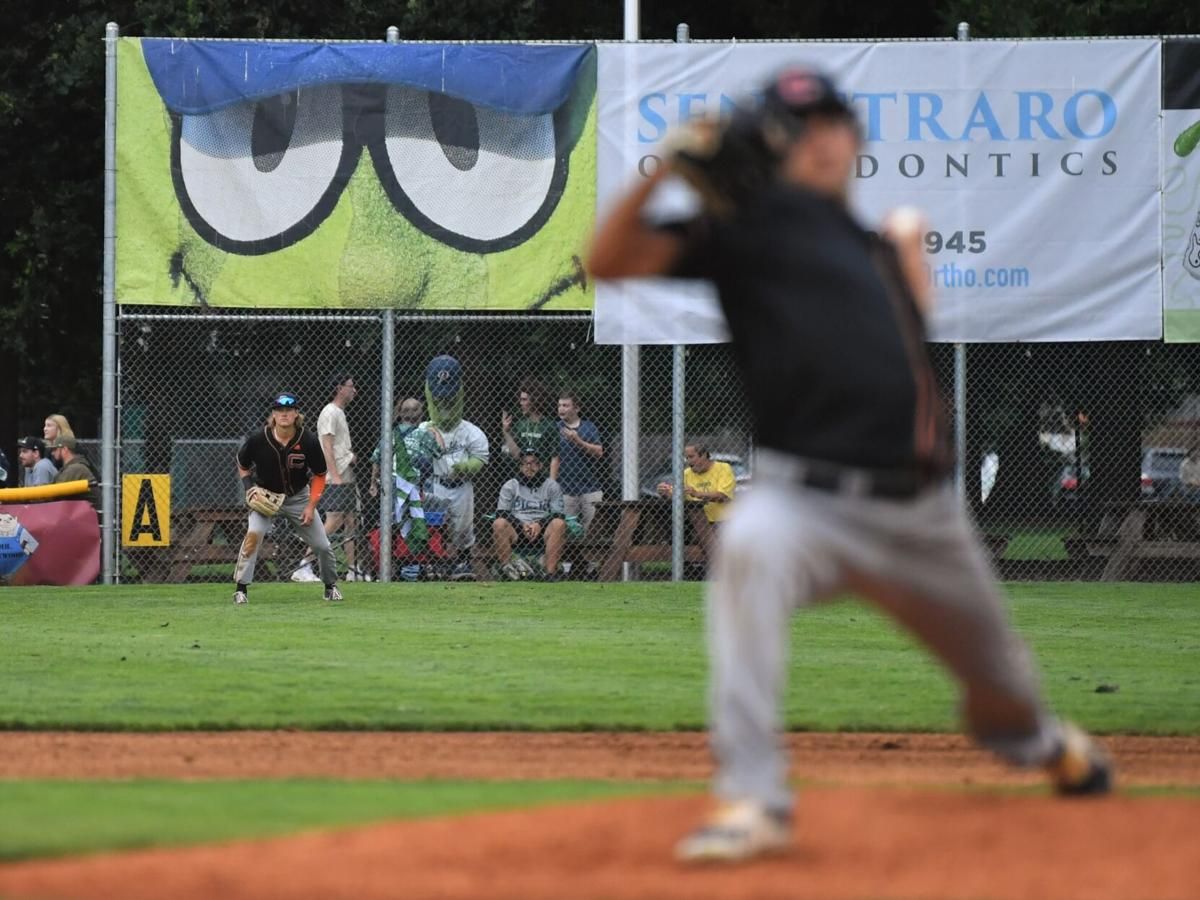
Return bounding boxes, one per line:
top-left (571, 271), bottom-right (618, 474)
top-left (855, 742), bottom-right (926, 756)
top-left (234, 489), bottom-right (336, 586)
top-left (708, 450), bottom-right (1065, 814)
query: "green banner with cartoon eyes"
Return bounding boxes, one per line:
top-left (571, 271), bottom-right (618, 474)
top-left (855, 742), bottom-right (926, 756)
top-left (1164, 38), bottom-right (1200, 342)
top-left (115, 39), bottom-right (596, 310)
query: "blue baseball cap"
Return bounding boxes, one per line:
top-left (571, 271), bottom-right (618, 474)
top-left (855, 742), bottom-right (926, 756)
top-left (271, 391), bottom-right (300, 409)
top-left (140, 40), bottom-right (593, 117)
top-left (425, 356), bottom-right (462, 399)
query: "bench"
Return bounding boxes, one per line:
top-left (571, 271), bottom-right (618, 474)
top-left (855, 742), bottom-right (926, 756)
top-left (471, 499), bottom-right (714, 581)
top-left (588, 499), bottom-right (712, 581)
top-left (1098, 501), bottom-right (1200, 580)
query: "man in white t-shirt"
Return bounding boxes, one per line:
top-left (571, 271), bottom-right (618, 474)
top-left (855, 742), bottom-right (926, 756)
top-left (295, 374), bottom-right (364, 582)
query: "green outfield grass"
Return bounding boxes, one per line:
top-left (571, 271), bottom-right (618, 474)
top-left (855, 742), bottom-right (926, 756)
top-left (0, 779), bottom-right (686, 861)
top-left (2, 582), bottom-right (1197, 734)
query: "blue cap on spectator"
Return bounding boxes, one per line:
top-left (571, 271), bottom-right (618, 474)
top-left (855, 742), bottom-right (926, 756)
top-left (426, 356), bottom-right (462, 399)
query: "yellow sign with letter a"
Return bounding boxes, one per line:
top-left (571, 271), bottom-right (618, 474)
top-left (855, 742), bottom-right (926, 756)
top-left (122, 474), bottom-right (171, 546)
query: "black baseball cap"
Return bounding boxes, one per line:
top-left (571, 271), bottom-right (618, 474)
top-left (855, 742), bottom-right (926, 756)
top-left (17, 436), bottom-right (45, 454)
top-left (761, 67), bottom-right (855, 122)
top-left (520, 447), bottom-right (542, 460)
top-left (271, 391), bottom-right (300, 409)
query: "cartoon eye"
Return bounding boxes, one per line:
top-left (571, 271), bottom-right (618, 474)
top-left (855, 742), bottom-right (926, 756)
top-left (173, 84), bottom-right (354, 253)
top-left (372, 86), bottom-right (567, 252)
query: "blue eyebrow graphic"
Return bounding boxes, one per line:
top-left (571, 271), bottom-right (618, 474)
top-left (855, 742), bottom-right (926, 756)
top-left (141, 39), bottom-right (594, 117)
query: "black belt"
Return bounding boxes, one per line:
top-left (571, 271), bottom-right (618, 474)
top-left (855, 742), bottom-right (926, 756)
top-left (433, 475), bottom-right (466, 488)
top-left (790, 459), bottom-right (935, 500)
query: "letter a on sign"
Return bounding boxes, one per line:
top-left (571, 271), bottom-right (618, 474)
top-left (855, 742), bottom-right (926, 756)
top-left (122, 474), bottom-right (171, 547)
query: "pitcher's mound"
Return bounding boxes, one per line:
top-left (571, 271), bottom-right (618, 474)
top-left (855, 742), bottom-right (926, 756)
top-left (2, 788), bottom-right (1196, 899)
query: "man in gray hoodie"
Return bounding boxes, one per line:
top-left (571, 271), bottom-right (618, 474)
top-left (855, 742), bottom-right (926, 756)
top-left (492, 448), bottom-right (567, 582)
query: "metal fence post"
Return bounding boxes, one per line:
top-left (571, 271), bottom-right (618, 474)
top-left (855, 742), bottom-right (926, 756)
top-left (953, 21), bottom-right (970, 501)
top-left (621, 1), bottom-right (641, 581)
top-left (671, 21), bottom-right (691, 583)
top-left (376, 26), bottom-right (402, 583)
top-left (101, 22), bottom-right (119, 584)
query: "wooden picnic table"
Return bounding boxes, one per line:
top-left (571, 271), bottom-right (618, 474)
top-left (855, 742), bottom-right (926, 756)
top-left (1090, 498), bottom-right (1200, 581)
top-left (588, 498), bottom-right (715, 581)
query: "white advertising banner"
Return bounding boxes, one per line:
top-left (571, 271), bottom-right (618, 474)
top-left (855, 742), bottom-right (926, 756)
top-left (595, 40), bottom-right (1162, 345)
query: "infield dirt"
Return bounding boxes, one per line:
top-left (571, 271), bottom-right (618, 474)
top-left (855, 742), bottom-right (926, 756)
top-left (1, 731), bottom-right (1197, 899)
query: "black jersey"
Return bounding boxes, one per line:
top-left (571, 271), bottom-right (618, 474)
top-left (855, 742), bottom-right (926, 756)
top-left (236, 425), bottom-right (327, 496)
top-left (663, 185), bottom-right (951, 477)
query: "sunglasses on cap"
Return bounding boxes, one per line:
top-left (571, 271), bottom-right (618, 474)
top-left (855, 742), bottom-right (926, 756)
top-left (272, 393), bottom-right (299, 409)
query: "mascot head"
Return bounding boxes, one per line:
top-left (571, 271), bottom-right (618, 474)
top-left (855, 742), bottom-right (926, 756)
top-left (425, 355), bottom-right (463, 430)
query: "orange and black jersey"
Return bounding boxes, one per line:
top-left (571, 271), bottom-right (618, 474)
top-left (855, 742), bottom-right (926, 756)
top-left (660, 185), bottom-right (952, 477)
top-left (237, 425), bottom-right (327, 496)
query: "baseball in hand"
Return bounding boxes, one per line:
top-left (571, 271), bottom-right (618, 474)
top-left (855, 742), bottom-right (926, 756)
top-left (884, 206), bottom-right (925, 239)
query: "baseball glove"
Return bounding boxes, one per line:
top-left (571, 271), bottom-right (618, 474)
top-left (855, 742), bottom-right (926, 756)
top-left (667, 110), bottom-right (787, 217)
top-left (245, 486), bottom-right (285, 517)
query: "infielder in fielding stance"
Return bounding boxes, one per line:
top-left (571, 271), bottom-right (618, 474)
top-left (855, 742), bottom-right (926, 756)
top-left (589, 67), bottom-right (1111, 864)
top-left (233, 392), bottom-right (342, 604)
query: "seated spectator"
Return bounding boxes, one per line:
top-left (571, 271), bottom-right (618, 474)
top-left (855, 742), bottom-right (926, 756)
top-left (17, 437), bottom-right (57, 487)
top-left (492, 449), bottom-right (567, 581)
top-left (657, 443), bottom-right (736, 525)
top-left (49, 435), bottom-right (100, 508)
top-left (658, 444), bottom-right (736, 575)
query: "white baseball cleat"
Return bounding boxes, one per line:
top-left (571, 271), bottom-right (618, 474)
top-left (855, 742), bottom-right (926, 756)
top-left (290, 563), bottom-right (319, 583)
top-left (323, 585), bottom-right (344, 602)
top-left (675, 800), bottom-right (792, 864)
top-left (232, 590), bottom-right (248, 605)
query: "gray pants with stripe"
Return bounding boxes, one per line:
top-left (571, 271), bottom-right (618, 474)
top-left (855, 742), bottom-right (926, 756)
top-left (708, 451), bottom-right (1064, 813)
top-left (233, 489), bottom-right (336, 586)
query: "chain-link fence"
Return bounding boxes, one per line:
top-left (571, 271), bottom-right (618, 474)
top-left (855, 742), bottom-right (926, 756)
top-left (111, 306), bottom-right (1200, 584)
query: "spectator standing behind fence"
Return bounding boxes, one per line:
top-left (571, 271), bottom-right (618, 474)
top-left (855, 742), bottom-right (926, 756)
top-left (369, 397), bottom-right (425, 499)
top-left (556, 391), bottom-right (604, 536)
top-left (18, 437), bottom-right (57, 487)
top-left (492, 449), bottom-right (568, 582)
top-left (501, 380), bottom-right (560, 476)
top-left (294, 374), bottom-right (364, 584)
top-left (43, 415), bottom-right (74, 467)
top-left (657, 444), bottom-right (737, 524)
top-left (49, 435), bottom-right (100, 507)
top-left (420, 355), bottom-right (489, 581)
top-left (369, 396), bottom-right (431, 582)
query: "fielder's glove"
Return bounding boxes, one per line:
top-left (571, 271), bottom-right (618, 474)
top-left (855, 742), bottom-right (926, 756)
top-left (667, 109), bottom-right (786, 217)
top-left (245, 486), bottom-right (285, 517)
